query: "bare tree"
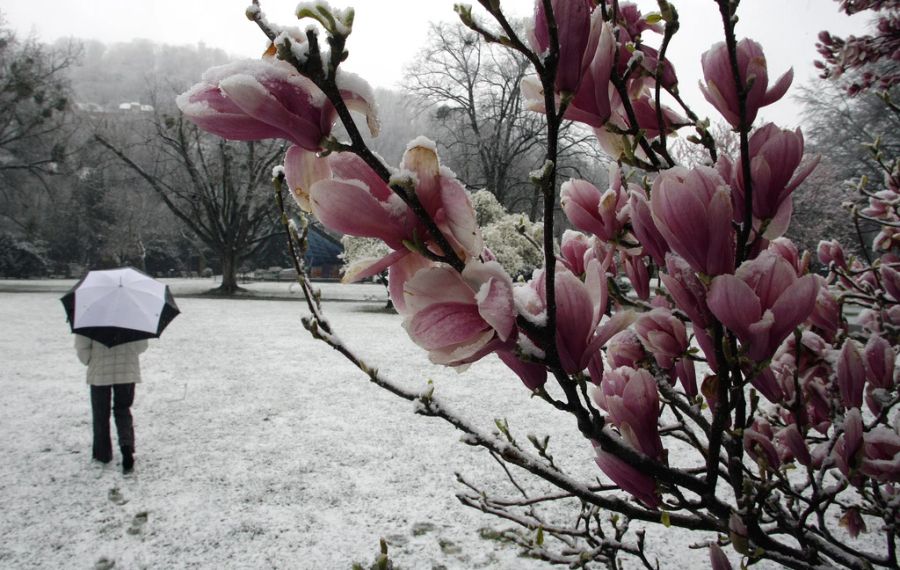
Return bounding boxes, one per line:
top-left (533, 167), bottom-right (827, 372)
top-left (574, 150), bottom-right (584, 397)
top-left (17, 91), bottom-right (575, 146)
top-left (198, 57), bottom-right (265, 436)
top-left (791, 81), bottom-right (900, 256)
top-left (0, 19), bottom-right (79, 233)
top-left (96, 116), bottom-right (283, 293)
top-left (405, 22), bottom-right (601, 220)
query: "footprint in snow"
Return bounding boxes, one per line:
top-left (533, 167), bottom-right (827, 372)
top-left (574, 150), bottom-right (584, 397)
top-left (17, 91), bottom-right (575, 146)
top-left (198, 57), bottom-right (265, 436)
top-left (127, 511), bottom-right (149, 535)
top-left (107, 487), bottom-right (128, 506)
top-left (94, 557), bottom-right (115, 570)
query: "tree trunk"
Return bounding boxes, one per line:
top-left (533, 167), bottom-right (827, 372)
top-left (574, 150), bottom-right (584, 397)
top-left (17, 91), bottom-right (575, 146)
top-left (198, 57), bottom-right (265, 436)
top-left (217, 248), bottom-right (240, 294)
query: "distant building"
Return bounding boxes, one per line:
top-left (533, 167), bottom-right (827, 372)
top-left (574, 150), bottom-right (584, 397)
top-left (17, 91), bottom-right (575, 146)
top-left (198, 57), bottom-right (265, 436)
top-left (117, 102), bottom-right (155, 113)
top-left (305, 224), bottom-right (343, 279)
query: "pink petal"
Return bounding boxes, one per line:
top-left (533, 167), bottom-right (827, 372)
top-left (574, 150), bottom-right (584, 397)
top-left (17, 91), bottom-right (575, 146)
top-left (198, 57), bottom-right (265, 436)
top-left (284, 145), bottom-right (330, 211)
top-left (707, 275), bottom-right (761, 340)
top-left (310, 179), bottom-right (404, 245)
top-left (402, 265), bottom-right (475, 315)
top-left (466, 262), bottom-right (516, 342)
top-left (762, 67), bottom-right (794, 106)
top-left (219, 74), bottom-right (322, 150)
top-left (406, 303), bottom-right (487, 350)
top-left (769, 274), bottom-right (820, 347)
top-left (594, 448), bottom-right (659, 508)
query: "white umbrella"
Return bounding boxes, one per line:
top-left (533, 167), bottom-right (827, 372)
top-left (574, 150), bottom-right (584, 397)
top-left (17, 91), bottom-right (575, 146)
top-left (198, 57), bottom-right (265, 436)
top-left (61, 267), bottom-right (180, 347)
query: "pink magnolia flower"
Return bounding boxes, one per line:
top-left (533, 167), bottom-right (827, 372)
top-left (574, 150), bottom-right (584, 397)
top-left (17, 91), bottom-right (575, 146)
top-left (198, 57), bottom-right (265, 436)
top-left (594, 84), bottom-right (685, 160)
top-left (628, 188), bottom-right (670, 266)
top-left (699, 39), bottom-right (793, 128)
top-left (634, 308), bottom-right (688, 370)
top-left (650, 166), bottom-right (735, 276)
top-left (836, 339), bottom-right (866, 410)
top-left (882, 264), bottom-right (900, 301)
top-left (675, 358), bottom-right (698, 398)
top-left (839, 508), bottom-right (867, 539)
top-left (768, 238), bottom-right (809, 276)
top-left (709, 543), bottom-right (734, 570)
top-left (561, 173), bottom-right (628, 242)
top-left (591, 366), bottom-right (663, 508)
top-left (717, 124), bottom-right (818, 238)
top-left (775, 424), bottom-right (811, 467)
top-left (498, 349), bottom-right (548, 392)
top-left (861, 426), bottom-right (900, 483)
top-left (807, 277), bottom-right (841, 342)
top-left (744, 418), bottom-right (781, 470)
top-left (817, 239), bottom-right (847, 269)
top-left (177, 59), bottom-right (377, 151)
top-left (864, 334), bottom-right (895, 390)
top-left (748, 367), bottom-right (786, 403)
top-left (606, 329), bottom-right (647, 369)
top-left (660, 254), bottom-right (713, 329)
top-left (592, 367), bottom-right (663, 460)
top-left (593, 441), bottom-right (659, 508)
top-left (833, 409), bottom-right (865, 481)
top-left (529, 0), bottom-right (598, 93)
top-left (623, 254), bottom-right (650, 300)
top-left (401, 260), bottom-right (515, 367)
top-left (708, 251), bottom-right (820, 362)
top-left (287, 140), bottom-right (482, 304)
top-left (559, 230), bottom-right (592, 276)
top-left (523, 21), bottom-right (616, 128)
top-left (618, 2), bottom-right (663, 39)
top-left (519, 261), bottom-right (628, 374)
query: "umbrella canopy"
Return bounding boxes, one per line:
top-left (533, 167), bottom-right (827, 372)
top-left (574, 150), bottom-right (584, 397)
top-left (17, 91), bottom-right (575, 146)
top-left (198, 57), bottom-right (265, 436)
top-left (61, 267), bottom-right (180, 347)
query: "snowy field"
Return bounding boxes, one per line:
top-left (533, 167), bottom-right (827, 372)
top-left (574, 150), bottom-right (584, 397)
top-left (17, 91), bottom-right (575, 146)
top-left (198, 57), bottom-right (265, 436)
top-left (0, 280), bottom-right (710, 569)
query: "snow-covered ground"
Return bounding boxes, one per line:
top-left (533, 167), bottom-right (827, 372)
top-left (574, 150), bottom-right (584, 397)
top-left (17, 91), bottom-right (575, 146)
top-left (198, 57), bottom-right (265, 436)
top-left (0, 281), bottom-right (708, 569)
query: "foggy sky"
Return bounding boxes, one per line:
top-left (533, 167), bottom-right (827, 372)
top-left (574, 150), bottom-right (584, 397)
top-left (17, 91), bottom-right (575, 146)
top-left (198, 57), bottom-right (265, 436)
top-left (3, 0), bottom-right (872, 128)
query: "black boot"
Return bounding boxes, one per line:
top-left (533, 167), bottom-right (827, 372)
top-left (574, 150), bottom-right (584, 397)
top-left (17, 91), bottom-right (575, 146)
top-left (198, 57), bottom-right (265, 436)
top-left (122, 446), bottom-right (135, 474)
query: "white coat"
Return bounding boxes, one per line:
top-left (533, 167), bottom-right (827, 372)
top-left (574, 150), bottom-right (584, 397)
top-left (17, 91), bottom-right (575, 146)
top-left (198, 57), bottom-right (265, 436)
top-left (75, 335), bottom-right (148, 386)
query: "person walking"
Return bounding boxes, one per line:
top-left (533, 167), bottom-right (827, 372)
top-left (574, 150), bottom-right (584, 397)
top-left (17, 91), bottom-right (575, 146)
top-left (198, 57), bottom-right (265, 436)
top-left (75, 334), bottom-right (148, 474)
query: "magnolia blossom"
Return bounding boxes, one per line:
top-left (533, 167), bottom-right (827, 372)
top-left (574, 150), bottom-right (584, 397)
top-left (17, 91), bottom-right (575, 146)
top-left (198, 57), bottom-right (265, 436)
top-left (285, 140), bottom-right (482, 305)
top-left (832, 409), bottom-right (864, 481)
top-left (401, 261), bottom-right (515, 366)
top-left (594, 83), bottom-right (684, 161)
top-left (699, 39), bottom-right (793, 128)
top-left (861, 426), bottom-right (900, 483)
top-left (716, 123), bottom-right (818, 238)
top-left (660, 254), bottom-right (713, 329)
top-left (836, 339), bottom-right (866, 409)
top-left (840, 508), bottom-right (868, 539)
top-left (768, 238), bottom-right (809, 276)
top-left (628, 188), bottom-right (669, 266)
top-left (559, 230), bottom-right (592, 276)
top-left (615, 4), bottom-right (676, 88)
top-left (561, 165), bottom-right (629, 242)
top-left (623, 254), bottom-right (650, 300)
top-left (709, 543), bottom-right (734, 570)
top-left (529, 0), bottom-right (598, 93)
top-left (606, 329), bottom-right (647, 369)
top-left (650, 166), bottom-right (735, 276)
top-left (592, 366), bottom-right (663, 507)
top-left (708, 251), bottom-right (820, 362)
top-left (523, 21), bottom-right (616, 128)
top-left (634, 308), bottom-right (688, 370)
top-left (807, 276), bottom-right (841, 342)
top-left (744, 418), bottom-right (781, 470)
top-left (817, 239), bottom-right (847, 269)
top-left (775, 424), bottom-right (811, 466)
top-left (176, 59), bottom-right (377, 151)
top-left (864, 334), bottom-right (895, 390)
top-left (517, 261), bottom-right (618, 374)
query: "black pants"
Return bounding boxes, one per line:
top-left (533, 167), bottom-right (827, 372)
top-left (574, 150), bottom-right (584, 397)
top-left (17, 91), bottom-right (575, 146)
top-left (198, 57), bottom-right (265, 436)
top-left (90, 384), bottom-right (135, 462)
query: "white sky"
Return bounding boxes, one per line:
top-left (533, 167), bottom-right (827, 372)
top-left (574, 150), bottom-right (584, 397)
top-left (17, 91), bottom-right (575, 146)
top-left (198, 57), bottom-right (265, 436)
top-left (3, 0), bottom-right (872, 127)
